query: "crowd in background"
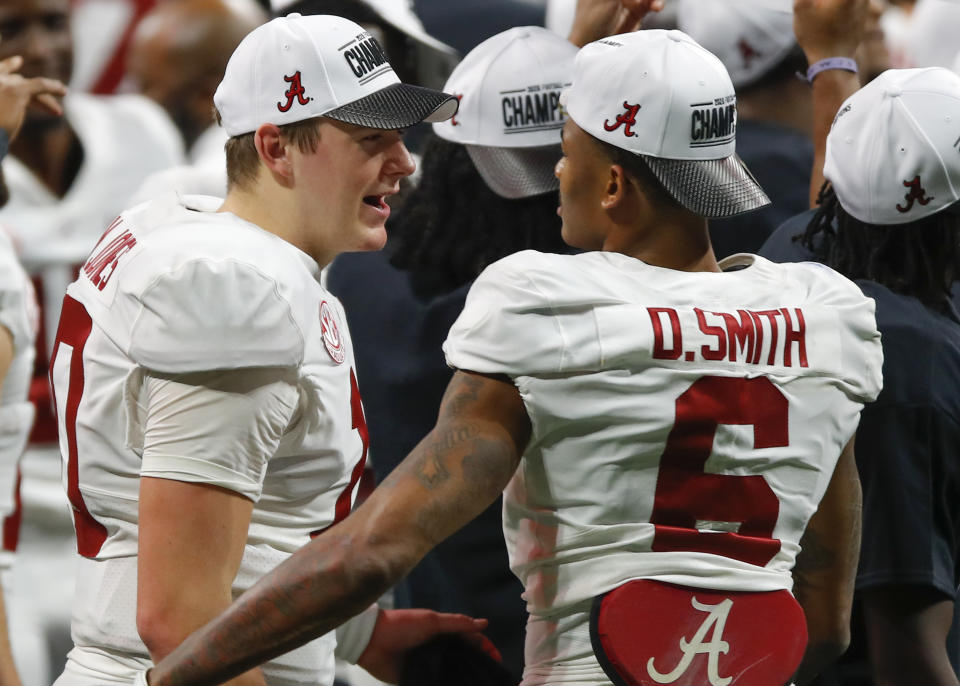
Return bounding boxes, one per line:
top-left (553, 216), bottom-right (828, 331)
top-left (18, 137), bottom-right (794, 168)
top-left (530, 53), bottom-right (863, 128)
top-left (0, 0), bottom-right (958, 685)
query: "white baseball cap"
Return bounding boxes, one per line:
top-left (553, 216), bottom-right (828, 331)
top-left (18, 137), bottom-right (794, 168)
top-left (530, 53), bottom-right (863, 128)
top-left (563, 30), bottom-right (770, 219)
top-left (214, 13), bottom-right (458, 136)
top-left (433, 26), bottom-right (576, 198)
top-left (676, 0), bottom-right (795, 88)
top-left (824, 67), bottom-right (960, 225)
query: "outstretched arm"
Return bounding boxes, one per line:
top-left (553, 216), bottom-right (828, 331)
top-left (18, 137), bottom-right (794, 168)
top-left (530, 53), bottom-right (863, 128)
top-left (792, 435), bottom-right (861, 685)
top-left (147, 370), bottom-right (531, 686)
top-left (567, 0), bottom-right (664, 47)
top-left (793, 0), bottom-right (869, 207)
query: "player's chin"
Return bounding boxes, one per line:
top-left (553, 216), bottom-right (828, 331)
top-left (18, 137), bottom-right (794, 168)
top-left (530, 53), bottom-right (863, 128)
top-left (351, 222), bottom-right (388, 252)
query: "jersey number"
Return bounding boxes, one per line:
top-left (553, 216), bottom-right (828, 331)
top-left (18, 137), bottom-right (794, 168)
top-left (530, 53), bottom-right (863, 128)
top-left (49, 295), bottom-right (108, 557)
top-left (650, 375), bottom-right (786, 567)
top-left (311, 368), bottom-right (369, 537)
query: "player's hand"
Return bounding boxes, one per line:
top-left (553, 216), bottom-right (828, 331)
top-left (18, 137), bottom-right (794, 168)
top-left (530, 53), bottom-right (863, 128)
top-left (794, 0), bottom-right (870, 64)
top-left (356, 608), bottom-right (495, 683)
top-left (567, 0), bottom-right (665, 47)
top-left (0, 55), bottom-right (67, 142)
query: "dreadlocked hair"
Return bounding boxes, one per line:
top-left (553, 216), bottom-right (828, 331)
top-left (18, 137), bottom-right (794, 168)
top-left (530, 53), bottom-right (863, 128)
top-left (800, 181), bottom-right (960, 313)
top-left (389, 134), bottom-right (569, 298)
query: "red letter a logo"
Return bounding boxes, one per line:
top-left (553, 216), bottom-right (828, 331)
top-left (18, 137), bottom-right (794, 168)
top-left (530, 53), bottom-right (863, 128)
top-left (277, 71), bottom-right (311, 113)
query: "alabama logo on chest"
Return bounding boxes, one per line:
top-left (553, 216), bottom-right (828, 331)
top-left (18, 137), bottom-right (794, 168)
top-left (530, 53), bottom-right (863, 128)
top-left (320, 301), bottom-right (345, 364)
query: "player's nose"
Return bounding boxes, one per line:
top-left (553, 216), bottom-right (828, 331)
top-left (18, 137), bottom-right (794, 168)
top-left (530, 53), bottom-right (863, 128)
top-left (386, 140), bottom-right (416, 179)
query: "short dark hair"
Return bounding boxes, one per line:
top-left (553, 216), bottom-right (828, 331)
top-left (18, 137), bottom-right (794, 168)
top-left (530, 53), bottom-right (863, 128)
top-left (800, 182), bottom-right (960, 312)
top-left (215, 110), bottom-right (324, 190)
top-left (590, 134), bottom-right (684, 212)
top-left (388, 135), bottom-right (569, 298)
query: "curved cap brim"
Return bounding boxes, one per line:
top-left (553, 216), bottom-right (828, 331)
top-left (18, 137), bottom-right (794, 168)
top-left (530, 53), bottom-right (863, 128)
top-left (324, 82), bottom-right (459, 129)
top-left (642, 153), bottom-right (771, 219)
top-left (466, 144), bottom-right (561, 199)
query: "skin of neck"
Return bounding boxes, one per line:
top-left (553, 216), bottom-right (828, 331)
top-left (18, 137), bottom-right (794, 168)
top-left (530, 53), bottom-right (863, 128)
top-left (218, 168), bottom-right (334, 269)
top-left (737, 76), bottom-right (814, 139)
top-left (597, 165), bottom-right (721, 274)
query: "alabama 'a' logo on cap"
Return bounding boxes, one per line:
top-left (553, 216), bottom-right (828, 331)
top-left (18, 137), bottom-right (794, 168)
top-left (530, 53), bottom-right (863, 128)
top-left (896, 175), bottom-right (934, 213)
top-left (320, 301), bottom-right (345, 365)
top-left (451, 94), bottom-right (464, 126)
top-left (604, 101), bottom-right (641, 138)
top-left (277, 71), bottom-right (311, 113)
top-left (738, 38), bottom-right (762, 68)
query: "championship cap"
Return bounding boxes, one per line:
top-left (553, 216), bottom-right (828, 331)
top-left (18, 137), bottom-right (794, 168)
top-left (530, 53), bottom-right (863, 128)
top-left (433, 26), bottom-right (576, 198)
top-left (562, 30), bottom-right (770, 219)
top-left (824, 67), bottom-right (960, 225)
top-left (214, 13), bottom-right (458, 136)
top-left (676, 0), bottom-right (795, 88)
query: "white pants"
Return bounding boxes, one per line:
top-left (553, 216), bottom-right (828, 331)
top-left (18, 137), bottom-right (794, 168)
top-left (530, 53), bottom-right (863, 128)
top-left (54, 646), bottom-right (151, 685)
top-left (521, 600), bottom-right (612, 686)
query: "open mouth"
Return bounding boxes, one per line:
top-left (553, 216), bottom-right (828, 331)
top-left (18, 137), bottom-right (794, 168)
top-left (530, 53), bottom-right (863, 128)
top-left (363, 195), bottom-right (386, 209)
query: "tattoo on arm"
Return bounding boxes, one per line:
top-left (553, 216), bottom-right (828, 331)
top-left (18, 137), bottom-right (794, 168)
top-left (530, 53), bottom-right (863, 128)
top-left (442, 373), bottom-right (483, 417)
top-left (414, 425), bottom-right (484, 489)
top-left (417, 445), bottom-right (452, 489)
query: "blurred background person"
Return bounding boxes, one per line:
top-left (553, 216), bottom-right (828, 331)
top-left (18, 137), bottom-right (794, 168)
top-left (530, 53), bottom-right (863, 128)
top-left (676, 0), bottom-right (814, 258)
top-left (126, 0), bottom-right (267, 167)
top-left (675, 0), bottom-right (889, 259)
top-left (125, 0), bottom-right (267, 203)
top-left (0, 50), bottom-right (65, 686)
top-left (69, 0), bottom-right (156, 94)
top-left (0, 0), bottom-right (183, 682)
top-left (761, 66), bottom-right (960, 686)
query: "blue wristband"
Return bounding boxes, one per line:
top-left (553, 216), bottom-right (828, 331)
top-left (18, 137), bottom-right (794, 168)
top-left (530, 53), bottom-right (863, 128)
top-left (806, 57), bottom-right (858, 84)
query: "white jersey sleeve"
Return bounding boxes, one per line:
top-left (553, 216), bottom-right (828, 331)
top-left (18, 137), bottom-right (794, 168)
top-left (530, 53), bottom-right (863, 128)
top-left (137, 368), bottom-right (300, 501)
top-left (122, 257), bottom-right (306, 373)
top-left (789, 260), bottom-right (883, 403)
top-left (444, 251), bottom-right (588, 376)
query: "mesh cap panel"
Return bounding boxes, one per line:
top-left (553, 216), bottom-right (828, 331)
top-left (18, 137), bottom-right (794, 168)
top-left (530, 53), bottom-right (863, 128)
top-left (325, 82), bottom-right (458, 129)
top-left (466, 144), bottom-right (561, 199)
top-left (643, 154), bottom-right (771, 219)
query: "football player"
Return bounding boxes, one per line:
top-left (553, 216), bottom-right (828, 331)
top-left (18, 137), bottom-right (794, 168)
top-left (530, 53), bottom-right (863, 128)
top-left (143, 15), bottom-right (884, 686)
top-left (47, 12), bottom-right (485, 686)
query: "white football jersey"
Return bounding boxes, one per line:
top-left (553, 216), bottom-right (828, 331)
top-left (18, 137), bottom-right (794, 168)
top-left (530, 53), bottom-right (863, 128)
top-left (444, 250), bottom-right (883, 616)
top-left (50, 194), bottom-right (368, 684)
top-left (0, 230), bottom-right (38, 570)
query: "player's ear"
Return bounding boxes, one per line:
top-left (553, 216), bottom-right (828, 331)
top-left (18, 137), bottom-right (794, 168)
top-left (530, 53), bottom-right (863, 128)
top-left (601, 163), bottom-right (629, 212)
top-left (254, 123), bottom-right (294, 184)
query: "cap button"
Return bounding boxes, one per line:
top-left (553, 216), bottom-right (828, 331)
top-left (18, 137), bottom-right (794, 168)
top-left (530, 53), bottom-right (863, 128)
top-left (287, 12), bottom-right (301, 18)
top-left (668, 32), bottom-right (683, 42)
top-left (886, 86), bottom-right (902, 97)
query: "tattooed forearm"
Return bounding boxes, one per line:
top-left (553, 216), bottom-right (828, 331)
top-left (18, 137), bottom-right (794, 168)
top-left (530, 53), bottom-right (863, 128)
top-left (441, 372), bottom-right (484, 417)
top-left (417, 445), bottom-right (451, 489)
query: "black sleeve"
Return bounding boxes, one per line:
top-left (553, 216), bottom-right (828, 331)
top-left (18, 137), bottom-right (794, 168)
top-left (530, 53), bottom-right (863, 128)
top-left (854, 402), bottom-right (960, 599)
